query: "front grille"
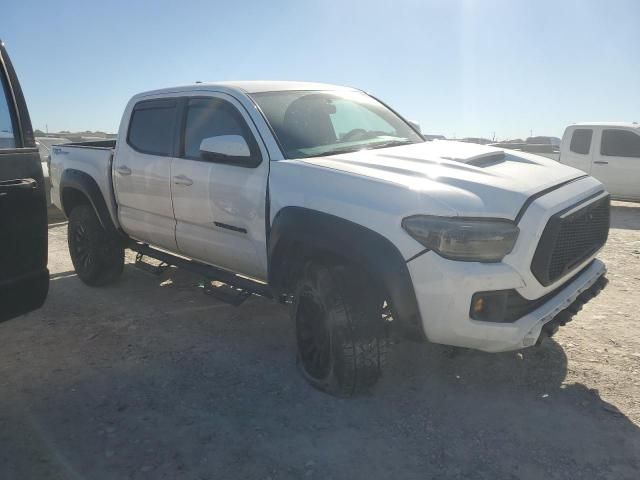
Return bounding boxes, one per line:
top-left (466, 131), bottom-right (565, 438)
top-left (531, 194), bottom-right (610, 286)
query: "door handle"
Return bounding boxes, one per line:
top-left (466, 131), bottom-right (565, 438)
top-left (116, 165), bottom-right (132, 175)
top-left (173, 174), bottom-right (193, 186)
top-left (593, 161), bottom-right (608, 165)
top-left (0, 178), bottom-right (37, 197)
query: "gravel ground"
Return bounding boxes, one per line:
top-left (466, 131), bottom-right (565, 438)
top-left (1, 203), bottom-right (639, 479)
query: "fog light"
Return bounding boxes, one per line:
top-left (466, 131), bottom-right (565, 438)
top-left (470, 291), bottom-right (509, 322)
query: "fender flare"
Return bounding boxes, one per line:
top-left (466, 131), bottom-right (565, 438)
top-left (268, 207), bottom-right (425, 340)
top-left (59, 169), bottom-right (118, 235)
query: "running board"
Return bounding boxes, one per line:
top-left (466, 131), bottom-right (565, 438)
top-left (134, 252), bottom-right (170, 276)
top-left (128, 242), bottom-right (273, 299)
top-left (203, 282), bottom-right (252, 306)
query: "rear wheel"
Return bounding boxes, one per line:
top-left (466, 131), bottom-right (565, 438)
top-left (68, 205), bottom-right (124, 286)
top-left (291, 261), bottom-right (389, 396)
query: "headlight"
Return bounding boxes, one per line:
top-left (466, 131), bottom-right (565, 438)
top-left (401, 216), bottom-right (519, 262)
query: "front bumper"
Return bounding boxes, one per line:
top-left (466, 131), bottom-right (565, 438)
top-left (407, 252), bottom-right (606, 352)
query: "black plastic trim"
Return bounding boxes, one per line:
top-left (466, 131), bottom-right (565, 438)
top-left (59, 169), bottom-right (119, 234)
top-left (200, 151), bottom-right (261, 168)
top-left (63, 140), bottom-right (116, 149)
top-left (539, 275), bottom-right (608, 341)
top-left (406, 248), bottom-right (430, 263)
top-left (514, 175), bottom-right (588, 224)
top-left (214, 222), bottom-right (247, 234)
top-left (269, 207), bottom-right (425, 340)
top-left (470, 262), bottom-right (593, 323)
top-left (530, 192), bottom-right (609, 286)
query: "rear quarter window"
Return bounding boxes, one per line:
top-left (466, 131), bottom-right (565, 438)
top-left (569, 129), bottom-right (592, 155)
top-left (601, 129), bottom-right (640, 158)
top-left (127, 99), bottom-right (177, 156)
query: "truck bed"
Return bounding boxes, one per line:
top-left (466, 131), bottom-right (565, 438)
top-left (49, 141), bottom-right (119, 226)
top-left (63, 139), bottom-right (117, 149)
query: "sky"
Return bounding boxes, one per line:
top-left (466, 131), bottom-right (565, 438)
top-left (2, 0), bottom-right (639, 140)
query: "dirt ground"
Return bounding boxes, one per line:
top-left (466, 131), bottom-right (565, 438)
top-left (1, 202), bottom-right (639, 480)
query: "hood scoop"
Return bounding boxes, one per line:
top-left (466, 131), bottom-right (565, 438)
top-left (442, 151), bottom-right (506, 167)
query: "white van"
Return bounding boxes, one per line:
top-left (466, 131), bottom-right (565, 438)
top-left (560, 123), bottom-right (640, 201)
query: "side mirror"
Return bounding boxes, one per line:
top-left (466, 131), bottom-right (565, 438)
top-left (199, 135), bottom-right (260, 168)
top-left (408, 121), bottom-right (421, 133)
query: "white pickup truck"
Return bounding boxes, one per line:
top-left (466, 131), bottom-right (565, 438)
top-left (559, 122), bottom-right (640, 202)
top-left (51, 81), bottom-right (609, 396)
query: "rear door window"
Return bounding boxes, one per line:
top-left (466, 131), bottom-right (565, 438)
top-left (601, 129), bottom-right (640, 158)
top-left (569, 129), bottom-right (592, 155)
top-left (127, 99), bottom-right (177, 156)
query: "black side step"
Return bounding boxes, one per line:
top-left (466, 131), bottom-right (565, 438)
top-left (134, 252), bottom-right (170, 276)
top-left (128, 242), bottom-right (273, 299)
top-left (203, 282), bottom-right (252, 306)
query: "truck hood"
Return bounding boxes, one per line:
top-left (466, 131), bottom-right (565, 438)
top-left (299, 140), bottom-right (586, 219)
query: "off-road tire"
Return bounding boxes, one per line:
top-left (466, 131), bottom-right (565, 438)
top-left (68, 205), bottom-right (124, 286)
top-left (291, 261), bottom-right (389, 396)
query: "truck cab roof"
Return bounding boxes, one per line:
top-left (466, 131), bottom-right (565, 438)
top-left (570, 122), bottom-right (640, 130)
top-left (134, 81), bottom-right (360, 98)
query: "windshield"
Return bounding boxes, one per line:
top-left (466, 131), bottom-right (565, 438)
top-left (251, 90), bottom-right (424, 159)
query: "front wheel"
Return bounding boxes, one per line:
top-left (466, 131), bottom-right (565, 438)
top-left (68, 205), bottom-right (124, 286)
top-left (291, 261), bottom-right (389, 396)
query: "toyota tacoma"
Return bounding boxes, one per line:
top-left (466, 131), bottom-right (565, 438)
top-left (50, 82), bottom-right (610, 395)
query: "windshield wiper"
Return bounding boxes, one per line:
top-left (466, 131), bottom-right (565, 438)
top-left (311, 145), bottom-right (370, 157)
top-left (369, 139), bottom-right (415, 150)
top-left (304, 139), bottom-right (415, 158)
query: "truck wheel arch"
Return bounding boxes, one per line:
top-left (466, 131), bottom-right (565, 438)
top-left (268, 207), bottom-right (425, 341)
top-left (59, 169), bottom-right (118, 235)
